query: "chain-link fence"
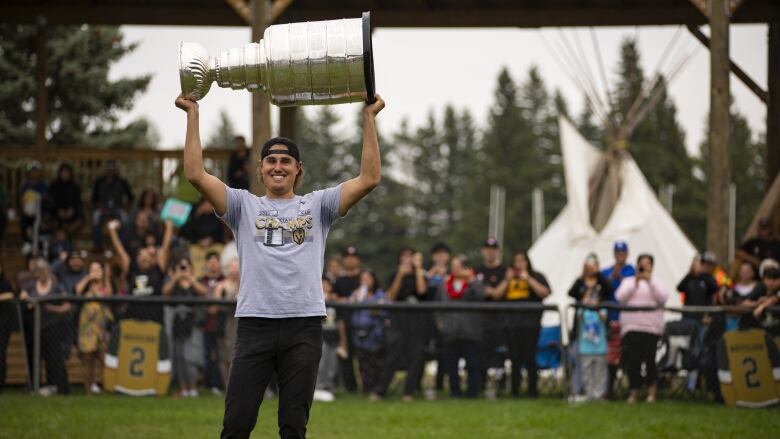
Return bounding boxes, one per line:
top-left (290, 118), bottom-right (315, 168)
top-left (4, 296), bottom-right (779, 404)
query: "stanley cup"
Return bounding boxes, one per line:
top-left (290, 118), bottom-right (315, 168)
top-left (179, 11), bottom-right (375, 106)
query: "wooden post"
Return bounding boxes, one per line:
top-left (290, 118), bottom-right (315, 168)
top-left (35, 17), bottom-right (48, 148)
top-left (768, 22), bottom-right (780, 193)
top-left (250, 0), bottom-right (272, 196)
top-left (707, 0), bottom-right (731, 264)
top-left (279, 107), bottom-right (298, 140)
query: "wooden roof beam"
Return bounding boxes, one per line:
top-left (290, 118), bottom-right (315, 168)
top-left (689, 0), bottom-right (747, 18)
top-left (225, 0), bottom-right (252, 24)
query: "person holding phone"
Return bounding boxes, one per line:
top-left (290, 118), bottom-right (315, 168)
top-left (615, 254), bottom-right (669, 403)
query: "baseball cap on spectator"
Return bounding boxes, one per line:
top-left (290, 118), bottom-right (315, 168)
top-left (613, 240), bottom-right (629, 252)
top-left (763, 266), bottom-right (780, 280)
top-left (342, 245), bottom-right (359, 257)
top-left (759, 259), bottom-right (779, 278)
top-left (430, 242), bottom-right (451, 255)
top-left (699, 251), bottom-right (718, 265)
top-left (483, 237), bottom-right (500, 249)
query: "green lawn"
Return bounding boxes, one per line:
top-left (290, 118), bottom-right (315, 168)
top-left (1, 392), bottom-right (778, 438)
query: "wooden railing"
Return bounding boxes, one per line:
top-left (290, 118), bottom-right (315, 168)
top-left (0, 146), bottom-right (233, 211)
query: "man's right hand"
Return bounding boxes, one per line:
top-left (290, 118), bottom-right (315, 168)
top-left (107, 219), bottom-right (121, 231)
top-left (175, 95), bottom-right (199, 114)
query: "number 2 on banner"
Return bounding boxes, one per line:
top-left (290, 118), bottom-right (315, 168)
top-left (130, 346), bottom-right (146, 377)
top-left (742, 357), bottom-right (760, 389)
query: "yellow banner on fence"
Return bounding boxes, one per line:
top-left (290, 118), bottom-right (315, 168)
top-left (103, 319), bottom-right (171, 396)
top-left (718, 329), bottom-right (780, 407)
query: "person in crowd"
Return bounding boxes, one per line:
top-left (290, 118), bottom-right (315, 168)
top-left (19, 160), bottom-right (49, 255)
top-left (700, 251), bottom-right (732, 289)
top-left (325, 256), bottom-right (343, 285)
top-left (567, 253), bottom-right (611, 397)
top-left (677, 255), bottom-right (719, 322)
top-left (17, 254), bottom-right (46, 293)
top-left (91, 160), bottom-right (133, 252)
top-left (75, 260), bottom-right (114, 395)
top-left (371, 247), bottom-right (428, 401)
top-left (181, 198), bottom-right (226, 247)
top-left (48, 163), bottom-right (84, 241)
top-left (200, 251), bottom-right (225, 395)
top-left (107, 218), bottom-right (173, 323)
top-left (313, 277), bottom-right (341, 402)
top-left (492, 250), bottom-right (551, 398)
top-left (427, 242), bottom-right (451, 391)
top-left (52, 249), bottom-right (88, 296)
top-left (615, 253), bottom-right (669, 403)
top-left (600, 240), bottom-right (635, 398)
top-left (568, 254), bottom-right (609, 402)
top-left (753, 267), bottom-right (780, 321)
top-left (718, 261), bottom-right (766, 331)
top-left (133, 188), bottom-right (162, 229)
top-left (0, 184), bottom-right (7, 247)
top-left (22, 261), bottom-right (71, 396)
top-left (333, 245), bottom-right (362, 393)
top-left (120, 210), bottom-right (161, 260)
top-left (0, 262), bottom-right (17, 393)
top-left (227, 135), bottom-right (250, 190)
top-left (476, 237), bottom-right (507, 396)
top-left (436, 255), bottom-right (485, 398)
top-left (164, 255), bottom-right (207, 397)
top-left (736, 218), bottom-right (780, 270)
top-left (214, 257), bottom-right (240, 390)
top-left (350, 270), bottom-right (387, 395)
top-left (759, 258), bottom-right (780, 279)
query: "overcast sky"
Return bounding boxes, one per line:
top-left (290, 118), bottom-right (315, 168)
top-left (111, 24), bottom-right (767, 156)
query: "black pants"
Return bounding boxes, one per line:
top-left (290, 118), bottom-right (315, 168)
top-left (505, 324), bottom-right (540, 397)
top-left (375, 323), bottom-right (426, 396)
top-left (204, 330), bottom-right (223, 389)
top-left (41, 324), bottom-right (69, 394)
top-left (356, 349), bottom-right (383, 394)
top-left (338, 320), bottom-right (358, 393)
top-left (621, 331), bottom-right (659, 390)
top-left (441, 339), bottom-right (483, 398)
top-left (221, 317), bottom-right (323, 439)
top-left (0, 310), bottom-right (16, 391)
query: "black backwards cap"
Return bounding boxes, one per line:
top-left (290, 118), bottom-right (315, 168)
top-left (261, 137), bottom-right (301, 162)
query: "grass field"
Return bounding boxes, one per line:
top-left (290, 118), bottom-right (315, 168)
top-left (1, 392), bottom-right (779, 439)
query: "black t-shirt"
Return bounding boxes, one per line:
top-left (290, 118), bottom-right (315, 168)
top-left (0, 279), bottom-right (16, 324)
top-left (387, 271), bottom-right (426, 303)
top-left (503, 271), bottom-right (549, 327)
top-left (181, 212), bottom-right (224, 244)
top-left (677, 273), bottom-right (719, 307)
top-left (171, 283), bottom-right (198, 339)
top-left (228, 151), bottom-right (250, 190)
top-left (740, 237), bottom-right (780, 265)
top-left (386, 271), bottom-right (428, 330)
top-left (477, 264), bottom-right (506, 289)
top-left (334, 274), bottom-right (360, 299)
top-left (48, 179), bottom-right (83, 217)
top-left (125, 264), bottom-right (164, 323)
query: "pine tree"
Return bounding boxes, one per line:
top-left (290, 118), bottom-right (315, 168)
top-left (0, 24), bottom-right (155, 147)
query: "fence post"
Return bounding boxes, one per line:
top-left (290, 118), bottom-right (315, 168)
top-left (33, 301), bottom-right (41, 393)
top-left (559, 305), bottom-right (570, 400)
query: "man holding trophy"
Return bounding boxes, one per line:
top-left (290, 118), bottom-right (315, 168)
top-left (175, 12), bottom-right (384, 439)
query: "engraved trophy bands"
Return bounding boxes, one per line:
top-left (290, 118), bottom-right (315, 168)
top-left (179, 11), bottom-right (376, 107)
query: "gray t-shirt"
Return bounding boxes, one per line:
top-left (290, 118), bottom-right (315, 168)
top-left (219, 184), bottom-right (342, 318)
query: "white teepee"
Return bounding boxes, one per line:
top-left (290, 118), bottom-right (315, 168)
top-left (530, 117), bottom-right (697, 327)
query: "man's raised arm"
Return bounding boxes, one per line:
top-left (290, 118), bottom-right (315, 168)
top-left (175, 95), bottom-right (228, 215)
top-left (339, 95), bottom-right (385, 217)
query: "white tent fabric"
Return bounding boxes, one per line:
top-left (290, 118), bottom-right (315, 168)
top-left (530, 117), bottom-right (697, 327)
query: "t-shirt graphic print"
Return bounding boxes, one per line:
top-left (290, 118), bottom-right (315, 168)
top-left (219, 184), bottom-right (342, 318)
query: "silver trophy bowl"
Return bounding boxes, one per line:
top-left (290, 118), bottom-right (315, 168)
top-left (179, 11), bottom-right (375, 106)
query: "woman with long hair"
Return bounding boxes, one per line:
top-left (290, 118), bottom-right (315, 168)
top-left (75, 260), bottom-right (114, 394)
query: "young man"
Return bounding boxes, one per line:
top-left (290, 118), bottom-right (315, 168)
top-left (600, 240), bottom-right (635, 398)
top-left (175, 93), bottom-right (384, 439)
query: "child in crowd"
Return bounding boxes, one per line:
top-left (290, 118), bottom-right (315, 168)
top-left (75, 260), bottom-right (114, 395)
top-left (575, 284), bottom-right (608, 401)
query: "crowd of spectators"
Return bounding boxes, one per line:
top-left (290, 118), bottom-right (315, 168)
top-left (0, 157), bottom-right (779, 406)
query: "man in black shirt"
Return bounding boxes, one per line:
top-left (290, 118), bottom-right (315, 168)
top-left (737, 218), bottom-right (780, 270)
top-left (476, 237), bottom-right (507, 397)
top-left (372, 247), bottom-right (427, 401)
top-left (227, 136), bottom-right (250, 190)
top-left (677, 256), bottom-right (719, 322)
top-left (108, 218), bottom-right (173, 323)
top-left (91, 160), bottom-right (133, 251)
top-left (332, 245), bottom-right (361, 393)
